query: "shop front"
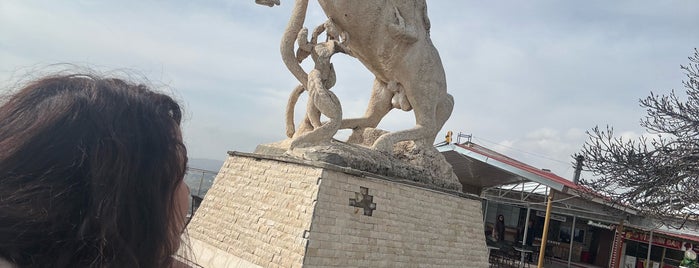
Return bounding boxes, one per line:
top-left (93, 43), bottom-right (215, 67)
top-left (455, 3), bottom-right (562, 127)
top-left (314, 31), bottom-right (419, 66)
top-left (484, 201), bottom-right (616, 267)
top-left (620, 229), bottom-right (695, 268)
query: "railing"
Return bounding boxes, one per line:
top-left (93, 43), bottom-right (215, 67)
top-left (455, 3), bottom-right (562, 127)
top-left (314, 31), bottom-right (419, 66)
top-left (184, 167), bottom-right (218, 221)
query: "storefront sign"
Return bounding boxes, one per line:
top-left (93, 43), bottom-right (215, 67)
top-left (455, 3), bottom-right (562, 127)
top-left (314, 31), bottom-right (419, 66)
top-left (587, 220), bottom-right (615, 230)
top-left (536, 211), bottom-right (566, 222)
top-left (624, 231), bottom-right (682, 250)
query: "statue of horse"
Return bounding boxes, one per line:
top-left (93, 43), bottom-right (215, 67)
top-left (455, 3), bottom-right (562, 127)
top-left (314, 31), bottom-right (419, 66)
top-left (257, 0), bottom-right (454, 152)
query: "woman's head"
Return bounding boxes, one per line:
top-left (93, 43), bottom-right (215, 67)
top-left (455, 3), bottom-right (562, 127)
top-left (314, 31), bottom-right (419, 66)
top-left (0, 73), bottom-right (188, 267)
top-left (498, 215), bottom-right (504, 221)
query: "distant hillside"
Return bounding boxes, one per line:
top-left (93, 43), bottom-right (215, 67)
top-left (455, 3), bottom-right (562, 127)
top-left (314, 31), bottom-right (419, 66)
top-left (188, 158), bottom-right (224, 172)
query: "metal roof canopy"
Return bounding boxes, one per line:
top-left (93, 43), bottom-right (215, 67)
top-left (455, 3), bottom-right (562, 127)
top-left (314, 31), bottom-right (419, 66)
top-left (439, 143), bottom-right (567, 195)
top-left (438, 142), bottom-right (632, 224)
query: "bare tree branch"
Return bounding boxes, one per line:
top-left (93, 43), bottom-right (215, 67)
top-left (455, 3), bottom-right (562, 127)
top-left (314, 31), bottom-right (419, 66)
top-left (579, 49), bottom-right (699, 229)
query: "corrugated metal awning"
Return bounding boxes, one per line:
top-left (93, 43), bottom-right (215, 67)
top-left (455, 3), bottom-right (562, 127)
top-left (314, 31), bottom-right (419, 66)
top-left (438, 143), bottom-right (567, 194)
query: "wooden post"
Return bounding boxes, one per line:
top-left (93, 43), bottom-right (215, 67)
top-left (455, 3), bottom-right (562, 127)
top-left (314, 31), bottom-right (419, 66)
top-left (520, 206), bottom-right (532, 267)
top-left (537, 190), bottom-right (555, 268)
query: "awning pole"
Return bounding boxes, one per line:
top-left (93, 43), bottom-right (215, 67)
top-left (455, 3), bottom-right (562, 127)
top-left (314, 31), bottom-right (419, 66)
top-left (520, 206), bottom-right (532, 267)
top-left (645, 230), bottom-right (653, 268)
top-left (568, 215), bottom-right (577, 267)
top-left (537, 190), bottom-right (555, 268)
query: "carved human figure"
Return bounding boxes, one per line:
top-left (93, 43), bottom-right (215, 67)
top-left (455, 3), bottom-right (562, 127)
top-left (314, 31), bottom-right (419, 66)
top-left (289, 32), bottom-right (347, 149)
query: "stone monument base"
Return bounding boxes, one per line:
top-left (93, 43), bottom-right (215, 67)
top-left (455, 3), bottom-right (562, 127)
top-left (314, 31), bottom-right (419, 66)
top-left (254, 131), bottom-right (462, 192)
top-left (185, 151), bottom-right (488, 267)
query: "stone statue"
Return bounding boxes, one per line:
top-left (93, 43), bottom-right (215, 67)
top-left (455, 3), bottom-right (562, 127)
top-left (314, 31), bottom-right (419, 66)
top-left (289, 24), bottom-right (348, 149)
top-left (255, 0), bottom-right (462, 191)
top-left (257, 0), bottom-right (454, 153)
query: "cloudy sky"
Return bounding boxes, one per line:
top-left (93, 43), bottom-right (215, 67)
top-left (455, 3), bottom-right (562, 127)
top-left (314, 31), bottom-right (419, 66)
top-left (2, 0), bottom-right (698, 180)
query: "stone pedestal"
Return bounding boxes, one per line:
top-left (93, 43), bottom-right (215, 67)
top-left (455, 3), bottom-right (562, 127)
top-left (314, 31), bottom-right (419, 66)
top-left (186, 151), bottom-right (489, 267)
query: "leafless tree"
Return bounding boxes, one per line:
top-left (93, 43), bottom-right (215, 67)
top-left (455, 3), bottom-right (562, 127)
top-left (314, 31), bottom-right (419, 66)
top-left (579, 49), bottom-right (699, 229)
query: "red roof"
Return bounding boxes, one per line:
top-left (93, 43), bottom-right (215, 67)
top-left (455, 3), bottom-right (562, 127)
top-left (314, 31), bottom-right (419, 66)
top-left (453, 142), bottom-right (699, 243)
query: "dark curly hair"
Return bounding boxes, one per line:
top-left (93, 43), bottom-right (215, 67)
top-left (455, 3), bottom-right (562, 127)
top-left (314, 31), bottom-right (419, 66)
top-left (0, 73), bottom-right (188, 267)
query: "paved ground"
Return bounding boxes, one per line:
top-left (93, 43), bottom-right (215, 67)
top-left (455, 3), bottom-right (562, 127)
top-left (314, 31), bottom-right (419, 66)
top-left (547, 258), bottom-right (604, 268)
top-left (489, 257), bottom-right (604, 268)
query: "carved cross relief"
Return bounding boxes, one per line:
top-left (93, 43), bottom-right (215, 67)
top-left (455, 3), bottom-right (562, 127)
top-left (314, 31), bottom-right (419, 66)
top-left (349, 186), bottom-right (377, 216)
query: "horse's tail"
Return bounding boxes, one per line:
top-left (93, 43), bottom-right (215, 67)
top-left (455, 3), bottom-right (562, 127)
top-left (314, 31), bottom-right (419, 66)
top-left (285, 84), bottom-right (305, 138)
top-left (281, 0), bottom-right (310, 86)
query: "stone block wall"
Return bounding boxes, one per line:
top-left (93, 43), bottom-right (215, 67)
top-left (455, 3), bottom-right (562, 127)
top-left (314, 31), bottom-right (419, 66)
top-left (305, 169), bottom-right (488, 267)
top-left (187, 154), bottom-right (321, 268)
top-left (186, 153), bottom-right (488, 267)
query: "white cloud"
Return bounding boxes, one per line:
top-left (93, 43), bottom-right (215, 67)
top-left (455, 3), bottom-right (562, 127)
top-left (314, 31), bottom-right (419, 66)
top-left (2, 0), bottom-right (698, 165)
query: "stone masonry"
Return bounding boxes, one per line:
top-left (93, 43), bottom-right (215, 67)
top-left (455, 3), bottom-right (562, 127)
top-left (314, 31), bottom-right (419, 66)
top-left (186, 152), bottom-right (489, 267)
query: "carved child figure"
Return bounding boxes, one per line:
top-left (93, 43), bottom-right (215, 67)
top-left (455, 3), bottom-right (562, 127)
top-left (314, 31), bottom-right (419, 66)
top-left (289, 27), bottom-right (348, 149)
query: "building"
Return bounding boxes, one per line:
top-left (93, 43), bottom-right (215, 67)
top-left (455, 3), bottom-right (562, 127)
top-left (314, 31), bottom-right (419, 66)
top-left (439, 141), bottom-right (699, 268)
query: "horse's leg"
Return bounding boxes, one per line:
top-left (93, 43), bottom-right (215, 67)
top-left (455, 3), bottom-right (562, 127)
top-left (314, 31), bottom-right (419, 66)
top-left (409, 93), bottom-right (453, 150)
top-left (340, 78), bottom-right (393, 130)
top-left (371, 81), bottom-right (444, 152)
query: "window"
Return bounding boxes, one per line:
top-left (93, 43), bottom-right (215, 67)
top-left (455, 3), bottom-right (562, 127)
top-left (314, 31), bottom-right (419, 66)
top-left (626, 240), bottom-right (664, 263)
